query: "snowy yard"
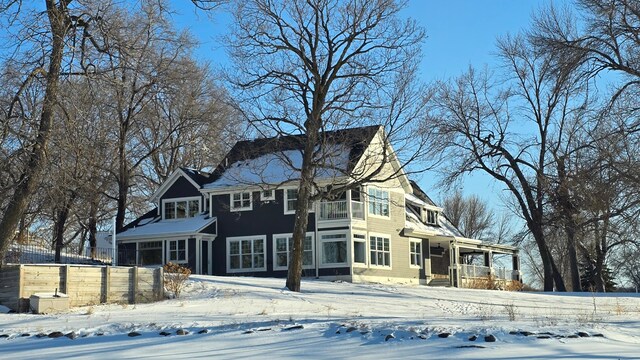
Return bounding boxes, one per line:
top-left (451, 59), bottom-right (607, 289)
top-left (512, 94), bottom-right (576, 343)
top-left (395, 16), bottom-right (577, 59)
top-left (1, 275), bottom-right (639, 359)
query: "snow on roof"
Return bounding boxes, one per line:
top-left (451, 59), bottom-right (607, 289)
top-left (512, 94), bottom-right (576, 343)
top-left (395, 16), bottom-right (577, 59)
top-left (203, 145), bottom-right (351, 190)
top-left (405, 193), bottom-right (428, 207)
top-left (117, 214), bottom-right (217, 240)
top-left (404, 207), bottom-right (462, 237)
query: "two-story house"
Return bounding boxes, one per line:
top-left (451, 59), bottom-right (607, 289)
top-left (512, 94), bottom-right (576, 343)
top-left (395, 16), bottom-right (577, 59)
top-left (117, 125), bottom-right (521, 287)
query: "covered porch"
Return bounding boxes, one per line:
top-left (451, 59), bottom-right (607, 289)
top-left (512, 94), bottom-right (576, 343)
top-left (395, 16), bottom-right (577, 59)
top-left (451, 237), bottom-right (521, 288)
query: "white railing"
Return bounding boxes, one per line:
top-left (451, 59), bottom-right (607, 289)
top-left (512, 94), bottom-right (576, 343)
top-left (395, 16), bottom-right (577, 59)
top-left (319, 200), bottom-right (348, 220)
top-left (459, 264), bottom-right (511, 280)
top-left (351, 201), bottom-right (364, 219)
top-left (460, 264), bottom-right (491, 278)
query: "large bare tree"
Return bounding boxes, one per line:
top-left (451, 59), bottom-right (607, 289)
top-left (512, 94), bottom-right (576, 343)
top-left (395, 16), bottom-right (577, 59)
top-left (226, 0), bottom-right (428, 292)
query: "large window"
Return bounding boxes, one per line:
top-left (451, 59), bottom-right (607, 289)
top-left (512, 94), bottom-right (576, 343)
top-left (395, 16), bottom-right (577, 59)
top-left (273, 233), bottom-right (314, 270)
top-left (370, 235), bottom-right (391, 267)
top-left (168, 239), bottom-right (186, 263)
top-left (231, 192), bottom-right (252, 211)
top-left (320, 232), bottom-right (347, 265)
top-left (410, 240), bottom-right (422, 268)
top-left (164, 198), bottom-right (200, 219)
top-left (227, 236), bottom-right (266, 272)
top-left (138, 241), bottom-right (162, 265)
top-left (368, 188), bottom-right (389, 217)
top-left (353, 233), bottom-right (367, 265)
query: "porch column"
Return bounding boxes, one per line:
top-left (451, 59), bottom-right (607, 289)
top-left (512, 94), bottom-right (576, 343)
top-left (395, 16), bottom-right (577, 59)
top-left (484, 250), bottom-right (493, 276)
top-left (512, 253), bottom-right (521, 282)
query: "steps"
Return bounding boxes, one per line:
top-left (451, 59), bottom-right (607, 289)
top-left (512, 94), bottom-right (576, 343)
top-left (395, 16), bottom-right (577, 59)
top-left (427, 278), bottom-right (451, 287)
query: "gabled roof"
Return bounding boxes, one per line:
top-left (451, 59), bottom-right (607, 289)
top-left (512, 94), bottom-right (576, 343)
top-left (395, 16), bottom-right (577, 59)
top-left (203, 125), bottom-right (382, 190)
top-left (150, 168), bottom-right (212, 203)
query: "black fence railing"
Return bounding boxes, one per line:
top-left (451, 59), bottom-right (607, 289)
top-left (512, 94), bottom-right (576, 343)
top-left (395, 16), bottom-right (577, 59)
top-left (3, 244), bottom-right (114, 265)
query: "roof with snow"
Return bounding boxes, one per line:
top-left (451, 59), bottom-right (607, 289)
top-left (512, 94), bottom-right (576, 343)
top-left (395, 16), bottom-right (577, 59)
top-left (117, 213), bottom-right (217, 240)
top-left (203, 125), bottom-right (381, 190)
top-left (180, 167), bottom-right (213, 186)
top-left (404, 206), bottom-right (462, 238)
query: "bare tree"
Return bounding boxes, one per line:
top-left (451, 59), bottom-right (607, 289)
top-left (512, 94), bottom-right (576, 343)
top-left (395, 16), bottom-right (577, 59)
top-left (0, 0), bottom-right (114, 263)
top-left (226, 0), bottom-right (428, 292)
top-left (442, 191), bottom-right (493, 241)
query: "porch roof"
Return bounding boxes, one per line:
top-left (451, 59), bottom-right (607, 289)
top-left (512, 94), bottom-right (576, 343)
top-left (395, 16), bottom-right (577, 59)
top-left (117, 214), bottom-right (217, 241)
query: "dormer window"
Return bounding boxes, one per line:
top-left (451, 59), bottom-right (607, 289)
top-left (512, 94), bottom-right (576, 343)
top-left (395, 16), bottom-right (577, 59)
top-left (426, 209), bottom-right (439, 225)
top-left (163, 198), bottom-right (200, 219)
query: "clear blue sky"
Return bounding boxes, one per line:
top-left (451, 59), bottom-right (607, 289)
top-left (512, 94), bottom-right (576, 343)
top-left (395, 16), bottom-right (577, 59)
top-left (171, 0), bottom-right (554, 217)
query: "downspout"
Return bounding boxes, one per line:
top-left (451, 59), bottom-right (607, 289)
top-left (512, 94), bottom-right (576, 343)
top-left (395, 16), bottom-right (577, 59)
top-left (112, 217), bottom-right (117, 266)
top-left (315, 200), bottom-right (319, 279)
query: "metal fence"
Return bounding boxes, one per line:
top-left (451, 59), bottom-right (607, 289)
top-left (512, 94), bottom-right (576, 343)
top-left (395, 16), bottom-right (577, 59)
top-left (3, 244), bottom-right (114, 265)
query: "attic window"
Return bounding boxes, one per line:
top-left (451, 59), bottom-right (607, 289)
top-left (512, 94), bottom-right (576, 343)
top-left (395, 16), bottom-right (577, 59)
top-left (426, 210), bottom-right (439, 225)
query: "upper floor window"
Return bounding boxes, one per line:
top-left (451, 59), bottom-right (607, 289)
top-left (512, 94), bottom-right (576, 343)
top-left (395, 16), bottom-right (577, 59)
top-left (426, 210), bottom-right (439, 225)
top-left (231, 192), bottom-right (252, 211)
top-left (368, 188), bottom-right (389, 217)
top-left (164, 198), bottom-right (200, 219)
top-left (260, 189), bottom-right (275, 201)
top-left (284, 188), bottom-right (314, 214)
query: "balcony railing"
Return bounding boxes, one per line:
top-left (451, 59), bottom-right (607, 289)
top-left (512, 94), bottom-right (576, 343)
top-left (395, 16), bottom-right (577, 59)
top-left (319, 200), bottom-right (365, 221)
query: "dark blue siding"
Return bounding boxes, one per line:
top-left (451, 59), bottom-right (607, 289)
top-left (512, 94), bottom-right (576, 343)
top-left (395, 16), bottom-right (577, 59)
top-left (210, 189), bottom-right (317, 277)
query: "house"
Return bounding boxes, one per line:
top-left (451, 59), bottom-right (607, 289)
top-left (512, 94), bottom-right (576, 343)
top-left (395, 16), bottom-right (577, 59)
top-left (117, 125), bottom-right (521, 287)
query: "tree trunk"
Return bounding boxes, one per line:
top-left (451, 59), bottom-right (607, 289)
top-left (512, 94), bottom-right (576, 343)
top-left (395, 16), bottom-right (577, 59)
top-left (0, 2), bottom-right (68, 262)
top-left (286, 115), bottom-right (321, 292)
top-left (88, 204), bottom-right (98, 259)
top-left (53, 203), bottom-right (71, 263)
top-left (557, 158), bottom-right (582, 291)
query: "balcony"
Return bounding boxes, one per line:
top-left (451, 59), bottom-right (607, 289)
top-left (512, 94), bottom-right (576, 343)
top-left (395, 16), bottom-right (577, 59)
top-left (318, 200), bottom-right (365, 222)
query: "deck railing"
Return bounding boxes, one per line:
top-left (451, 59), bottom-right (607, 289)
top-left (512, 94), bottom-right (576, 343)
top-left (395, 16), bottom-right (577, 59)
top-left (319, 200), bottom-right (365, 221)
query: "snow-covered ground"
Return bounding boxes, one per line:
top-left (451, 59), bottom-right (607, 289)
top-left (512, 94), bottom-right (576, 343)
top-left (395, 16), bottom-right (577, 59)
top-left (1, 275), bottom-right (639, 359)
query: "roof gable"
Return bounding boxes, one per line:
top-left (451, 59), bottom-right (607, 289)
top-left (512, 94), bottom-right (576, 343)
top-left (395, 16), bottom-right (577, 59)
top-left (150, 168), bottom-right (210, 203)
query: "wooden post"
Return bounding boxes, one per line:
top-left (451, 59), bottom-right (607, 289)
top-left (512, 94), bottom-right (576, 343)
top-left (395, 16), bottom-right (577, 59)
top-left (18, 265), bottom-right (24, 312)
top-left (131, 266), bottom-right (138, 304)
top-left (102, 266), bottom-right (110, 304)
top-left (156, 267), bottom-right (164, 301)
top-left (63, 264), bottom-right (70, 294)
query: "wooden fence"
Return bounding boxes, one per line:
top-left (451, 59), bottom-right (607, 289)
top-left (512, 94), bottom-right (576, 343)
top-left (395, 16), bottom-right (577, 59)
top-left (0, 264), bottom-right (163, 312)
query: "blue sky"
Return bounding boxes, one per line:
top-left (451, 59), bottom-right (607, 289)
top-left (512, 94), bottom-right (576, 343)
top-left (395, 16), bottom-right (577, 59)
top-left (171, 0), bottom-right (553, 217)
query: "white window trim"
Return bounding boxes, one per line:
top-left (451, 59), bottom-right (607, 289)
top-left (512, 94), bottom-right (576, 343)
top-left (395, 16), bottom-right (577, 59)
top-left (426, 209), bottom-right (439, 225)
top-left (368, 232), bottom-right (392, 269)
top-left (352, 231), bottom-right (368, 268)
top-left (318, 230), bottom-right (349, 268)
top-left (366, 186), bottom-right (391, 219)
top-left (162, 196), bottom-right (201, 220)
top-left (409, 239), bottom-right (422, 269)
top-left (230, 191), bottom-right (253, 212)
top-left (272, 232), bottom-right (315, 271)
top-left (226, 235), bottom-right (267, 273)
top-left (260, 189), bottom-right (275, 201)
top-left (284, 187), bottom-right (315, 215)
top-left (167, 239), bottom-right (188, 264)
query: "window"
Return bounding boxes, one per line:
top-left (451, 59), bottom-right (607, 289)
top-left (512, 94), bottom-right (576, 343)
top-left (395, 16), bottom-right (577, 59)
top-left (368, 188), bottom-right (389, 217)
top-left (231, 192), bottom-right (252, 211)
top-left (261, 189), bottom-right (275, 201)
top-left (353, 233), bottom-right (367, 265)
top-left (410, 240), bottom-right (422, 268)
top-left (426, 210), bottom-right (439, 225)
top-left (168, 239), bottom-right (187, 263)
top-left (227, 236), bottom-right (266, 272)
top-left (163, 198), bottom-right (200, 219)
top-left (273, 233), bottom-right (314, 270)
top-left (370, 235), bottom-right (391, 267)
top-left (320, 232), bottom-right (347, 265)
top-left (284, 188), bottom-right (314, 214)
top-left (138, 241), bottom-right (162, 265)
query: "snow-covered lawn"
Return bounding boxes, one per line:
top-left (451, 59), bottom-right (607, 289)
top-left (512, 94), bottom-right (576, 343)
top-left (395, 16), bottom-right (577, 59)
top-left (1, 275), bottom-right (639, 359)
